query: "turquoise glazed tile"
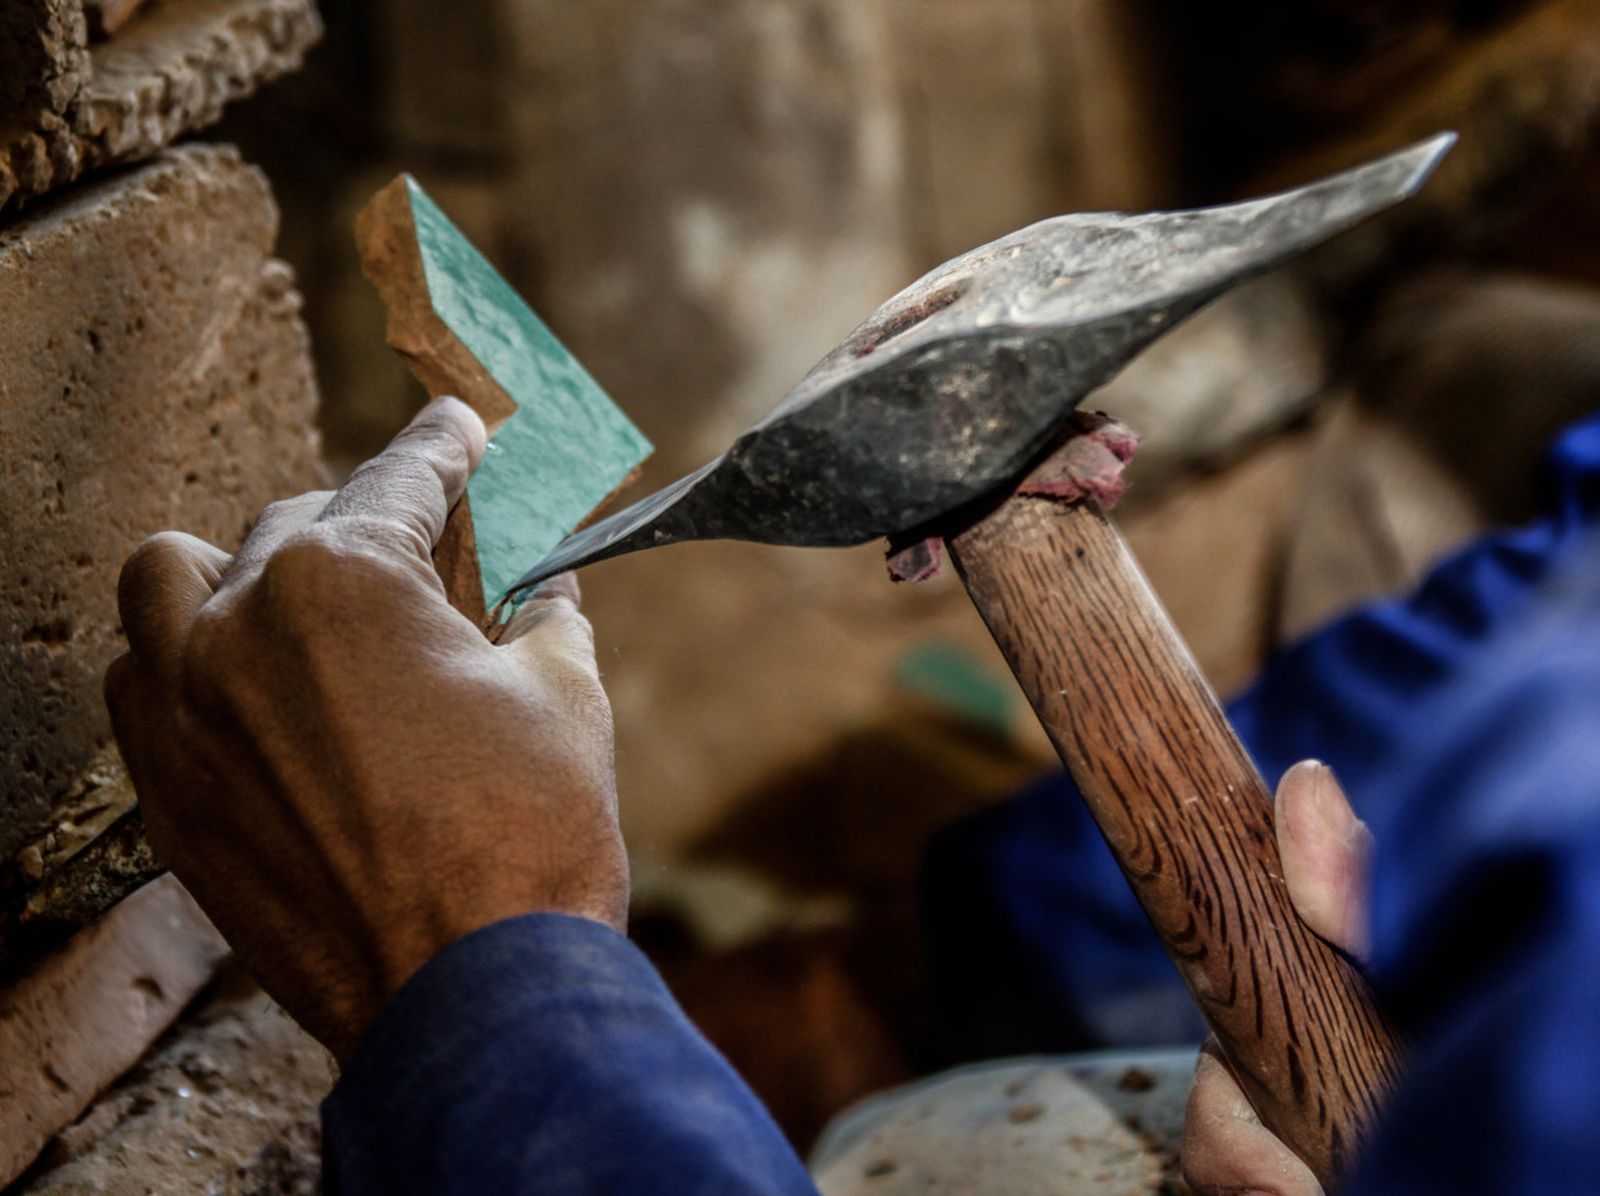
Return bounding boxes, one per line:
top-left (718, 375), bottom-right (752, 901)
top-left (406, 180), bottom-right (651, 608)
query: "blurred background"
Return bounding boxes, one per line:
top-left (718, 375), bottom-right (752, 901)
top-left (217, 0), bottom-right (1600, 1150)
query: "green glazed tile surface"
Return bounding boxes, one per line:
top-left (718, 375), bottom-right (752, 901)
top-left (406, 180), bottom-right (651, 607)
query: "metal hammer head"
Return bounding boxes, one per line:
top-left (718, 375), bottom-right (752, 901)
top-left (513, 134), bottom-right (1453, 593)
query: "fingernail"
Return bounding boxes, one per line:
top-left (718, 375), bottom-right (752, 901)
top-left (1286, 761), bottom-right (1363, 857)
top-left (1284, 758), bottom-right (1326, 781)
top-left (1309, 763), bottom-right (1365, 846)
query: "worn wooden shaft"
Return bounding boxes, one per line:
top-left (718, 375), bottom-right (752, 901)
top-left (947, 493), bottom-right (1402, 1186)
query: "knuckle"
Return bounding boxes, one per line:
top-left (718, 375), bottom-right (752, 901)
top-left (564, 606), bottom-right (597, 645)
top-left (312, 515), bottom-right (432, 570)
top-left (252, 525), bottom-right (420, 619)
top-left (257, 496), bottom-right (302, 524)
top-left (256, 530), bottom-right (372, 608)
top-left (261, 528), bottom-right (349, 586)
top-left (185, 599), bottom-right (241, 658)
top-left (118, 531), bottom-right (191, 606)
top-left (117, 532), bottom-right (218, 648)
top-left (555, 670), bottom-right (615, 741)
top-left (355, 447), bottom-right (447, 498)
top-left (122, 530), bottom-right (190, 575)
top-left (508, 599), bottom-right (597, 656)
top-left (355, 515), bottom-right (432, 562)
top-left (393, 418), bottom-right (473, 475)
top-left (252, 491), bottom-right (329, 532)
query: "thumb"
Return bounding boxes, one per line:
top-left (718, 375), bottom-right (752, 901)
top-left (1276, 760), bottom-right (1373, 960)
top-left (1183, 1038), bottom-right (1326, 1196)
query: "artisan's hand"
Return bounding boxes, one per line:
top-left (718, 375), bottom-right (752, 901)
top-left (1181, 761), bottom-right (1374, 1196)
top-left (105, 397), bottom-right (627, 1060)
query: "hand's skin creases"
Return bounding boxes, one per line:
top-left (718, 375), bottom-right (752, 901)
top-left (106, 396), bottom-right (629, 1061)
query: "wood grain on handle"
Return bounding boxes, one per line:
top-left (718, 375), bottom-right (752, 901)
top-left (946, 493), bottom-right (1402, 1185)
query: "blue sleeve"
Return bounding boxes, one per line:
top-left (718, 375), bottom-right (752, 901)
top-left (321, 913), bottom-right (819, 1196)
top-left (1347, 558), bottom-right (1600, 1193)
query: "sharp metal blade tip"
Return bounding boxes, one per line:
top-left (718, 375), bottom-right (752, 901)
top-left (1396, 131), bottom-right (1458, 195)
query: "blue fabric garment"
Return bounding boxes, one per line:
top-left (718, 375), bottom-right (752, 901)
top-left (322, 914), bottom-right (817, 1195)
top-left (1350, 560), bottom-right (1600, 1192)
top-left (323, 413), bottom-right (1600, 1193)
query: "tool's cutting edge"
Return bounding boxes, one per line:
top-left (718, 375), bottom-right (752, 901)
top-left (512, 133), bottom-right (1455, 593)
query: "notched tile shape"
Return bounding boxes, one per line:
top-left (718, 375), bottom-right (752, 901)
top-left (356, 174), bottom-right (653, 609)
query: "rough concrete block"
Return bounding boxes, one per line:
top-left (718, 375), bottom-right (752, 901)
top-left (0, 0), bottom-right (322, 212)
top-left (0, 874), bottom-right (229, 1187)
top-left (17, 967), bottom-right (332, 1194)
top-left (0, 143), bottom-right (323, 863)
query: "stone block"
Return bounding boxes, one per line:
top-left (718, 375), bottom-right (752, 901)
top-left (17, 966), bottom-right (332, 1194)
top-left (0, 875), bottom-right (229, 1187)
top-left (0, 143), bottom-right (323, 862)
top-left (0, 0), bottom-right (322, 212)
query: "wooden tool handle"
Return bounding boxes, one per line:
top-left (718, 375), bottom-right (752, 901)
top-left (947, 493), bottom-right (1402, 1185)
